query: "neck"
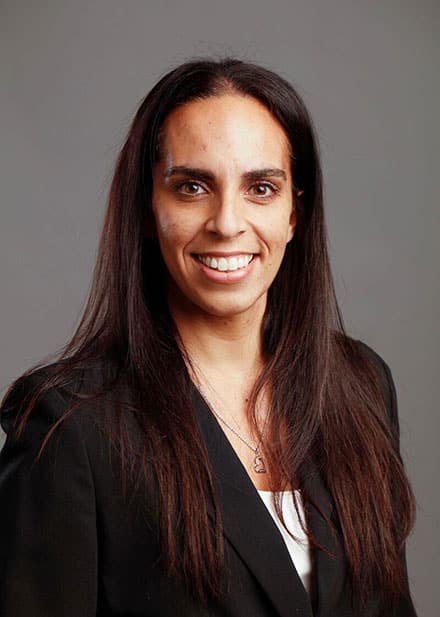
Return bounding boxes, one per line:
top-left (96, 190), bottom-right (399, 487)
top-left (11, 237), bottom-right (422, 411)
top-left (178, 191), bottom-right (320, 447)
top-left (168, 292), bottom-right (266, 384)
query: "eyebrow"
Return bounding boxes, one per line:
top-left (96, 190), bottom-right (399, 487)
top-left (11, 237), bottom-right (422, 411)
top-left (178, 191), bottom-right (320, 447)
top-left (163, 166), bottom-right (287, 182)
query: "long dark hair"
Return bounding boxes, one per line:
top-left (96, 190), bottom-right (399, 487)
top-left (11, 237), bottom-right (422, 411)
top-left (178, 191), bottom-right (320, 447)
top-left (2, 57), bottom-right (415, 608)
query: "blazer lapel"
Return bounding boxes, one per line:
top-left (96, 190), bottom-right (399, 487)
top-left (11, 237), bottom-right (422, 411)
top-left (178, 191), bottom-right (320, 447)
top-left (193, 388), bottom-right (314, 617)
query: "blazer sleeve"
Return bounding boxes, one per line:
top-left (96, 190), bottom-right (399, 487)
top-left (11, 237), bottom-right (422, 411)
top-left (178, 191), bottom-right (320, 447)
top-left (356, 339), bottom-right (403, 441)
top-left (0, 375), bottom-right (98, 617)
top-left (357, 340), bottom-right (418, 616)
top-left (383, 356), bottom-right (419, 616)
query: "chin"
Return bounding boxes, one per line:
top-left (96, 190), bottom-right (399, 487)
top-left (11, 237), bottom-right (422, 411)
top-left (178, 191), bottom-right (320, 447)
top-left (196, 294), bottom-right (267, 320)
top-left (168, 280), bottom-right (268, 320)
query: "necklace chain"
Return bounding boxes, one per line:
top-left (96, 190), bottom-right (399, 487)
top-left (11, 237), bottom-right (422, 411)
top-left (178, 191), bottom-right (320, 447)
top-left (198, 387), bottom-right (270, 474)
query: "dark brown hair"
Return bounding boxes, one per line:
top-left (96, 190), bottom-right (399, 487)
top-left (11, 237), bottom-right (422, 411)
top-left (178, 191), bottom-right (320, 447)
top-left (2, 57), bottom-right (415, 608)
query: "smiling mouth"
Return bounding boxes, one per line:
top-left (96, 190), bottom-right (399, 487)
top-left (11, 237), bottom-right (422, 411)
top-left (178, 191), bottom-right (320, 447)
top-left (195, 254), bottom-right (255, 272)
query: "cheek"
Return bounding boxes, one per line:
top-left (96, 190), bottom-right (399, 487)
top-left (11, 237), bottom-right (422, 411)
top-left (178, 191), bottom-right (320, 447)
top-left (266, 218), bottom-right (294, 247)
top-left (153, 204), bottom-right (196, 246)
top-left (153, 207), bottom-right (175, 238)
top-left (153, 213), bottom-right (185, 251)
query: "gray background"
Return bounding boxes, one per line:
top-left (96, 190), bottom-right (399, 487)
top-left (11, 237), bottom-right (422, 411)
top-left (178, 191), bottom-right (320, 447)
top-left (1, 1), bottom-right (438, 614)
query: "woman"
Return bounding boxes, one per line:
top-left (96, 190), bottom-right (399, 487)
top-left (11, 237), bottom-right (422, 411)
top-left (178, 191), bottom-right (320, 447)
top-left (0, 57), bottom-right (417, 616)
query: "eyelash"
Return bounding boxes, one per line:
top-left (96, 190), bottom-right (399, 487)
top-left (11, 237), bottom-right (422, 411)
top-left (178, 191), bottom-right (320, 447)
top-left (173, 180), bottom-right (279, 199)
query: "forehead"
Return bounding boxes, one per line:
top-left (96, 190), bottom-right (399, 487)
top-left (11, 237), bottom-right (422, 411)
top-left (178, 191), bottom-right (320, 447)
top-left (157, 94), bottom-right (291, 169)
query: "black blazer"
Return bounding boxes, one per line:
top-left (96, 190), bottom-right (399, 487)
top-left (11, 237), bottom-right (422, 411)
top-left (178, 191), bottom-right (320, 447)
top-left (0, 340), bottom-right (417, 616)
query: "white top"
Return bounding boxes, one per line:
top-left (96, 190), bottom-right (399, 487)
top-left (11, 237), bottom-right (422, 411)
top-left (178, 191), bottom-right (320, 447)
top-left (257, 489), bottom-right (312, 593)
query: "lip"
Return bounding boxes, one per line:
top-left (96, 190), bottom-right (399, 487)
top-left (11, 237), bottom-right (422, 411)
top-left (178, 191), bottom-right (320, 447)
top-left (192, 253), bottom-right (257, 284)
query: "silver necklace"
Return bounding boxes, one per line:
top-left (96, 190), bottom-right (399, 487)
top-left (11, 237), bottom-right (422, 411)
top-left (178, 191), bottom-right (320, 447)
top-left (198, 388), bottom-right (270, 474)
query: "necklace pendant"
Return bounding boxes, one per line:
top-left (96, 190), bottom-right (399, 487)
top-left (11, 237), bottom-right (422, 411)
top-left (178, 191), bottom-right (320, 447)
top-left (253, 453), bottom-right (266, 473)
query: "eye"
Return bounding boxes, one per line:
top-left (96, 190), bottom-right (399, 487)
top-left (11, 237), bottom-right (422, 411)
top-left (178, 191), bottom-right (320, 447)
top-left (174, 181), bottom-right (206, 196)
top-left (247, 182), bottom-right (279, 199)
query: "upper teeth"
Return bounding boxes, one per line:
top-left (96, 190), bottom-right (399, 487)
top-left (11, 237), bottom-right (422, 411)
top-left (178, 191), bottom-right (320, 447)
top-left (197, 254), bottom-right (254, 271)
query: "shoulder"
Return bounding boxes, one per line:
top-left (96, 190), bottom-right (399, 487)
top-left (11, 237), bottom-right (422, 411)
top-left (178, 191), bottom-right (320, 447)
top-left (0, 359), bottom-right (146, 480)
top-left (352, 337), bottom-right (391, 374)
top-left (348, 336), bottom-right (400, 437)
top-left (1, 368), bottom-right (67, 438)
top-left (352, 337), bottom-right (395, 394)
top-left (0, 359), bottom-right (126, 447)
top-left (0, 362), bottom-right (137, 511)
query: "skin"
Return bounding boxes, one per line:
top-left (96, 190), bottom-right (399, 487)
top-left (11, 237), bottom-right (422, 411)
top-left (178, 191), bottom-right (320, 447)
top-left (150, 93), bottom-right (297, 488)
top-left (151, 92), bottom-right (296, 328)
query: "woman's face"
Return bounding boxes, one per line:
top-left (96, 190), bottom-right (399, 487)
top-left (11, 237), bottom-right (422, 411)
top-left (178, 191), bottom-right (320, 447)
top-left (151, 93), bottom-right (296, 321)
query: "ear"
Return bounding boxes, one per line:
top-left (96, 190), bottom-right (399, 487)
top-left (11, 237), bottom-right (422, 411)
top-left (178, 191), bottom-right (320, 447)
top-left (286, 207), bottom-right (297, 244)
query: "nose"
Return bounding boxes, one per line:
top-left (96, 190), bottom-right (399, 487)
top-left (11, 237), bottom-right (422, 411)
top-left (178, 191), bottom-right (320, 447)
top-left (205, 192), bottom-right (247, 239)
